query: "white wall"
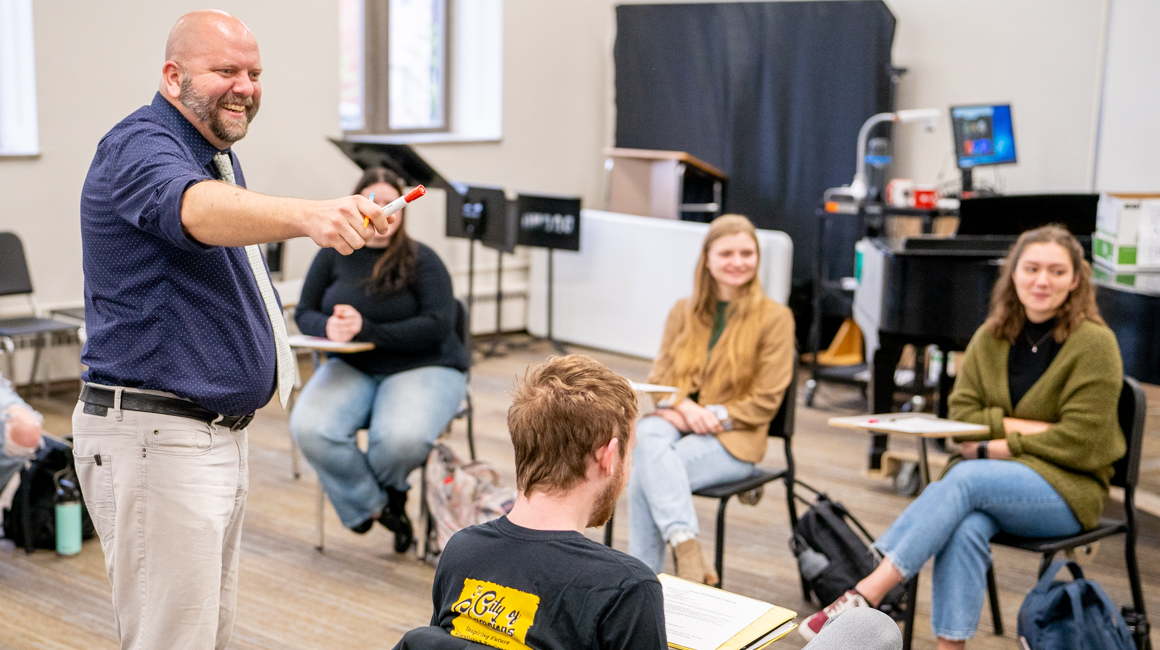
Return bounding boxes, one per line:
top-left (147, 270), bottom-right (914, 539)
top-left (1093, 0), bottom-right (1160, 192)
top-left (886, 0), bottom-right (1107, 194)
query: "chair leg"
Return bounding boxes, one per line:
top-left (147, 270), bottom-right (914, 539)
top-left (603, 510), bottom-right (615, 547)
top-left (1123, 521), bottom-right (1152, 650)
top-left (289, 432), bottom-right (301, 480)
top-left (712, 497), bottom-right (728, 588)
top-left (1037, 551), bottom-right (1056, 578)
top-left (420, 464), bottom-right (430, 560)
top-left (30, 333), bottom-right (46, 396)
top-left (466, 399), bottom-right (476, 461)
top-left (986, 563), bottom-right (1004, 635)
top-left (902, 575), bottom-right (919, 650)
top-left (316, 482), bottom-right (326, 552)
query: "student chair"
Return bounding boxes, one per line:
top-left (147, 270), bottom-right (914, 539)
top-left (900, 376), bottom-right (1152, 650)
top-left (309, 299), bottom-right (474, 553)
top-left (604, 355), bottom-right (803, 594)
top-left (0, 232), bottom-right (80, 392)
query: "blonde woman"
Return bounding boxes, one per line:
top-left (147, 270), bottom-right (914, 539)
top-left (627, 215), bottom-right (795, 583)
top-left (800, 225), bottom-right (1124, 649)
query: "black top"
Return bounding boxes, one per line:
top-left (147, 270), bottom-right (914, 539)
top-left (430, 517), bottom-right (667, 650)
top-left (80, 93), bottom-right (276, 415)
top-left (1008, 318), bottom-right (1062, 407)
top-left (295, 243), bottom-right (469, 376)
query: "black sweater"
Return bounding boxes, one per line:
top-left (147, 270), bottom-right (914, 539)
top-left (295, 243), bottom-right (469, 376)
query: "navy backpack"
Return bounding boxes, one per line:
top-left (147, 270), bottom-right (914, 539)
top-left (1017, 560), bottom-right (1135, 650)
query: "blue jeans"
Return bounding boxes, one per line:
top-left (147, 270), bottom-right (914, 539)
top-left (289, 359), bottom-right (466, 528)
top-left (873, 460), bottom-right (1082, 641)
top-left (627, 415), bottom-right (756, 572)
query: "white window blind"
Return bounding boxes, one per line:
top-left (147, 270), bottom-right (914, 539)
top-left (0, 0), bottom-right (38, 156)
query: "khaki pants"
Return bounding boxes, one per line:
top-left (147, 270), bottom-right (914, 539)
top-left (72, 393), bottom-right (248, 650)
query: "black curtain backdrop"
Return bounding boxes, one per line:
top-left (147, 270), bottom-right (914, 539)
top-left (614, 1), bottom-right (896, 283)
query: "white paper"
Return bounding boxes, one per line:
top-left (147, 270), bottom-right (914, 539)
top-left (659, 575), bottom-right (773, 650)
top-left (629, 381), bottom-right (680, 394)
top-left (829, 414), bottom-right (988, 435)
top-left (286, 334), bottom-right (373, 352)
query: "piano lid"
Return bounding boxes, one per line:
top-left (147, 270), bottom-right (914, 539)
top-left (957, 194), bottom-right (1098, 236)
top-left (329, 139), bottom-right (463, 197)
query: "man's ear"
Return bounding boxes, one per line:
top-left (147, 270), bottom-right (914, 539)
top-left (161, 61), bottom-right (183, 98)
top-left (595, 437), bottom-right (620, 477)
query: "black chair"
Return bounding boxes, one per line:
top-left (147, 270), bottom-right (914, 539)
top-left (419, 298), bottom-right (475, 559)
top-left (604, 355), bottom-right (804, 594)
top-left (0, 232), bottom-right (80, 391)
top-left (901, 377), bottom-right (1152, 650)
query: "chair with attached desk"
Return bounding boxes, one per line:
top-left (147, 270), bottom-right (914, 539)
top-left (605, 356), bottom-right (805, 595)
top-left (899, 376), bottom-right (1152, 650)
top-left (293, 298), bottom-right (475, 553)
top-left (0, 232), bottom-right (80, 392)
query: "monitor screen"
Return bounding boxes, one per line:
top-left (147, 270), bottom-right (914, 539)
top-left (950, 104), bottom-right (1017, 169)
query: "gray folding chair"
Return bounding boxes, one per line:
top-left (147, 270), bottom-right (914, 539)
top-left (0, 232), bottom-right (80, 391)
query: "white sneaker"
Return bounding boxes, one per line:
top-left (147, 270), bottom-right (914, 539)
top-left (799, 590), bottom-right (871, 641)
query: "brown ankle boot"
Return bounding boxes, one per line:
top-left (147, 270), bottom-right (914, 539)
top-left (673, 538), bottom-right (715, 584)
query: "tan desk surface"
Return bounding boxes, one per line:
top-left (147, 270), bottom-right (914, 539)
top-left (828, 413), bottom-right (989, 438)
top-left (287, 334), bottom-right (374, 354)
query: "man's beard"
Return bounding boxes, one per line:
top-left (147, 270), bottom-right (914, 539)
top-left (179, 74), bottom-right (259, 144)
top-left (587, 461), bottom-right (626, 528)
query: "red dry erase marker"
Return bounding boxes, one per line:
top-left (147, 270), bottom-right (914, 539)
top-left (365, 185), bottom-right (426, 228)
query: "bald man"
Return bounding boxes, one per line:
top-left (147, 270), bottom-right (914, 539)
top-left (73, 11), bottom-right (396, 649)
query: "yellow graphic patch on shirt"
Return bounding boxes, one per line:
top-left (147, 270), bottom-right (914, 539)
top-left (450, 579), bottom-right (540, 649)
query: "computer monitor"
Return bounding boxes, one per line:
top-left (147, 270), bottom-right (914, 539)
top-left (951, 104), bottom-right (1017, 169)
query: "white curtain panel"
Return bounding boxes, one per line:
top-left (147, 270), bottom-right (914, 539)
top-left (0, 0), bottom-right (39, 156)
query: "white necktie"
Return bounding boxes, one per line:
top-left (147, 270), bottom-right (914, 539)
top-left (213, 152), bottom-right (296, 409)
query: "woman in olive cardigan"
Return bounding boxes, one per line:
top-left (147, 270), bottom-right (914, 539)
top-left (627, 215), bottom-right (795, 584)
top-left (801, 225), bottom-right (1123, 649)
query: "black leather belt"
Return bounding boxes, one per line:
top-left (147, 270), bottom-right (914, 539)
top-left (79, 385), bottom-right (255, 431)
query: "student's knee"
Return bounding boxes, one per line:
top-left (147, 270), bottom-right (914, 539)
top-left (809, 607), bottom-right (902, 650)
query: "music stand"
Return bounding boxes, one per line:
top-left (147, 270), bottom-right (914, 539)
top-left (516, 193), bottom-right (581, 354)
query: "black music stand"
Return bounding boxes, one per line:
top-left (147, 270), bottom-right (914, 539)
top-left (515, 193), bottom-right (581, 355)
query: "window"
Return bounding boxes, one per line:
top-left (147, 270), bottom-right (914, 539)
top-left (0, 0), bottom-right (39, 156)
top-left (341, 0), bottom-right (502, 143)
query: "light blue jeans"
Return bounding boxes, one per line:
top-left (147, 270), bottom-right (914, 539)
top-left (872, 460), bottom-right (1082, 641)
top-left (290, 359), bottom-right (466, 528)
top-left (627, 415), bottom-right (756, 572)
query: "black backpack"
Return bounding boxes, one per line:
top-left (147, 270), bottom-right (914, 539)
top-left (790, 485), bottom-right (905, 613)
top-left (1017, 560), bottom-right (1135, 650)
top-left (2, 437), bottom-right (95, 552)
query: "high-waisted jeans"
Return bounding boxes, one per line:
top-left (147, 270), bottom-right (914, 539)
top-left (289, 359), bottom-right (466, 528)
top-left (627, 415), bottom-right (755, 572)
top-left (872, 459), bottom-right (1082, 641)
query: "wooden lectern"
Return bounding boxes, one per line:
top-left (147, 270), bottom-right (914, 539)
top-left (603, 148), bottom-right (726, 221)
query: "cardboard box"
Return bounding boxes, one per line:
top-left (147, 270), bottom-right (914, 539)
top-left (1094, 193), bottom-right (1160, 271)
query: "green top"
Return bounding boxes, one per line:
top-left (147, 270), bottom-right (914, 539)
top-left (708, 301), bottom-right (729, 351)
top-left (947, 321), bottom-right (1125, 530)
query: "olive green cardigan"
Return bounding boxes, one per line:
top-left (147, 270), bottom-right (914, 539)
top-left (947, 321), bottom-right (1125, 530)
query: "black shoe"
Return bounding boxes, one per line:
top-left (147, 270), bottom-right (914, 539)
top-left (379, 487), bottom-right (414, 553)
top-left (350, 518), bottom-right (374, 534)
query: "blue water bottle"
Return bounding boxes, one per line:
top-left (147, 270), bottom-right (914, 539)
top-left (54, 468), bottom-right (83, 556)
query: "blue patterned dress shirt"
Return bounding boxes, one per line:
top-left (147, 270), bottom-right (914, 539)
top-left (80, 93), bottom-right (277, 415)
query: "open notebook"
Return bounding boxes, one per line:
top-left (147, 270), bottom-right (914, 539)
top-left (659, 574), bottom-right (797, 650)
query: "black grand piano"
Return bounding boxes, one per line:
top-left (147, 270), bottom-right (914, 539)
top-left (854, 194), bottom-right (1160, 469)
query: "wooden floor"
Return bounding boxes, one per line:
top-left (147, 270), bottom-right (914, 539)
top-left (2, 338), bottom-right (1158, 649)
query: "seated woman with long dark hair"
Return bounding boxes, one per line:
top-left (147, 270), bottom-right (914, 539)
top-left (800, 225), bottom-right (1125, 649)
top-left (291, 167), bottom-right (469, 553)
top-left (628, 214), bottom-right (796, 584)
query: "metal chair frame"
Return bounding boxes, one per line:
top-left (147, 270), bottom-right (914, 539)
top-left (0, 232), bottom-right (80, 391)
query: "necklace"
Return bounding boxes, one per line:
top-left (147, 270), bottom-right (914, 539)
top-left (1025, 329), bottom-right (1054, 353)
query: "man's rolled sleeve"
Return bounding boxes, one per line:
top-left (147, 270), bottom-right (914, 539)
top-left (106, 126), bottom-right (213, 253)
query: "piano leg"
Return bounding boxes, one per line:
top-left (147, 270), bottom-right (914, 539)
top-left (870, 334), bottom-right (907, 471)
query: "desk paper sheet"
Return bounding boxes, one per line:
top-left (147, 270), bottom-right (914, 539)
top-left (660, 575), bottom-right (775, 650)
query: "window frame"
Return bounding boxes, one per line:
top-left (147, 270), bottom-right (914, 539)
top-left (350, 0), bottom-right (452, 137)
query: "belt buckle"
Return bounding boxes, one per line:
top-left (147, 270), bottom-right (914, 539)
top-left (231, 413), bottom-right (254, 431)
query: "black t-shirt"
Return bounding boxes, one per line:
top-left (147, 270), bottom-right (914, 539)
top-left (295, 242), bottom-right (469, 376)
top-left (1008, 318), bottom-right (1062, 407)
top-left (430, 517), bottom-right (667, 650)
